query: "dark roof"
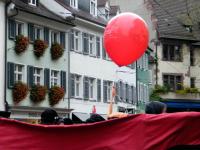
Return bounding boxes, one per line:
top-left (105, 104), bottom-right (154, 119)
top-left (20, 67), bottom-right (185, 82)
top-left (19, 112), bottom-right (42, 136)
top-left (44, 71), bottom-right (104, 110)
top-left (110, 5), bottom-right (120, 16)
top-left (97, 0), bottom-right (107, 7)
top-left (151, 0), bottom-right (200, 41)
top-left (11, 0), bottom-right (75, 26)
top-left (56, 0), bottom-right (107, 27)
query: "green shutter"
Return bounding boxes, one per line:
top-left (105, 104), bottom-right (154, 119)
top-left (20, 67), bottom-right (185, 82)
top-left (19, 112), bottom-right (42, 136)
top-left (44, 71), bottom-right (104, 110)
top-left (61, 71), bottom-right (66, 92)
top-left (44, 68), bottom-right (50, 89)
top-left (7, 62), bottom-right (15, 89)
top-left (44, 27), bottom-right (49, 45)
top-left (28, 23), bottom-right (35, 42)
top-left (27, 66), bottom-right (34, 88)
top-left (8, 19), bottom-right (16, 39)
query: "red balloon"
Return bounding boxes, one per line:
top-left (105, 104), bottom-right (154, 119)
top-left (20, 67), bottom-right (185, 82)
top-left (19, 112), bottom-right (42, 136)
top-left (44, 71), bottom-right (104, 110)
top-left (104, 13), bottom-right (149, 67)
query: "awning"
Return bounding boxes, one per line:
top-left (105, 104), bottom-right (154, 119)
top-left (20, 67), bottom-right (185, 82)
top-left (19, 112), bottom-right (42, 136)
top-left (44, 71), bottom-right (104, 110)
top-left (164, 102), bottom-right (200, 109)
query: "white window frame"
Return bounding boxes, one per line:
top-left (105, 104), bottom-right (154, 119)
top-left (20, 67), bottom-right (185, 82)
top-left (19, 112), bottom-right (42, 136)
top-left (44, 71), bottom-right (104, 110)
top-left (51, 31), bottom-right (60, 45)
top-left (50, 70), bottom-right (60, 87)
top-left (89, 78), bottom-right (95, 99)
top-left (33, 67), bottom-right (43, 85)
top-left (89, 34), bottom-right (95, 56)
top-left (14, 64), bottom-right (24, 82)
top-left (34, 25), bottom-right (42, 40)
top-left (29, 0), bottom-right (37, 6)
top-left (15, 21), bottom-right (24, 36)
top-left (70, 0), bottom-right (78, 9)
top-left (73, 29), bottom-right (81, 52)
top-left (75, 75), bottom-right (81, 97)
top-left (90, 0), bottom-right (97, 16)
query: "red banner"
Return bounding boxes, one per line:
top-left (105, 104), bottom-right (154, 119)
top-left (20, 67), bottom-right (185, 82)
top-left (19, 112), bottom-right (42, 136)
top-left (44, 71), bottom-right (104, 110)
top-left (0, 112), bottom-right (200, 150)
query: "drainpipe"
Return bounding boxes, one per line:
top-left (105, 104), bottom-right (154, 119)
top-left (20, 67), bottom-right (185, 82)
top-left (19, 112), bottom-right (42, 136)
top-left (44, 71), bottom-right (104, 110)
top-left (135, 61), bottom-right (138, 114)
top-left (67, 34), bottom-right (71, 118)
top-left (5, 1), bottom-right (18, 112)
top-left (155, 41), bottom-right (158, 86)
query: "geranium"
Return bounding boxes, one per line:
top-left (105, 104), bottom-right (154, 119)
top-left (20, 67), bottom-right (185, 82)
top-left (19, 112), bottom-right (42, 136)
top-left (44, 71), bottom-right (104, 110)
top-left (33, 40), bottom-right (48, 57)
top-left (30, 85), bottom-right (47, 103)
top-left (12, 82), bottom-right (28, 104)
top-left (15, 35), bottom-right (29, 54)
top-left (50, 43), bottom-right (64, 60)
top-left (49, 86), bottom-right (65, 106)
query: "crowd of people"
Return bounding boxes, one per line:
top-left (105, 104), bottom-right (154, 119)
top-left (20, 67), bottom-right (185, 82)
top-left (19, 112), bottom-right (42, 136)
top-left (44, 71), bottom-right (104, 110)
top-left (40, 87), bottom-right (167, 125)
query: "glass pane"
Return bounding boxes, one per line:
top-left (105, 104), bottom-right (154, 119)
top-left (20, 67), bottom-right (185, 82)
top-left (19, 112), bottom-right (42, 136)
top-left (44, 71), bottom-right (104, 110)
top-left (18, 66), bottom-right (23, 72)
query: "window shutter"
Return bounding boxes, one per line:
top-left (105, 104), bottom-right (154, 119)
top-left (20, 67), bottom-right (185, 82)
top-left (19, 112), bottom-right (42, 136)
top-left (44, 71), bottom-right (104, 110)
top-left (119, 81), bottom-right (123, 101)
top-left (44, 68), bottom-right (50, 89)
top-left (7, 62), bottom-right (15, 88)
top-left (83, 76), bottom-right (89, 100)
top-left (71, 74), bottom-right (75, 97)
top-left (103, 80), bottom-right (107, 103)
top-left (36, 0), bottom-right (39, 6)
top-left (115, 82), bottom-right (119, 103)
top-left (82, 33), bottom-right (89, 54)
top-left (60, 32), bottom-right (66, 49)
top-left (102, 38), bottom-right (106, 59)
top-left (27, 66), bottom-right (34, 88)
top-left (61, 71), bottom-right (66, 92)
top-left (8, 19), bottom-right (16, 39)
top-left (28, 23), bottom-right (35, 42)
top-left (69, 30), bottom-right (74, 51)
top-left (97, 79), bottom-right (101, 102)
top-left (96, 37), bottom-right (100, 58)
top-left (44, 27), bottom-right (49, 45)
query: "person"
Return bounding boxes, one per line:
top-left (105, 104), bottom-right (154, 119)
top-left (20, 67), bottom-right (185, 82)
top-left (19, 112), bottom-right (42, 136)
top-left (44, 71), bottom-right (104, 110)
top-left (63, 118), bottom-right (74, 125)
top-left (107, 87), bottom-right (167, 119)
top-left (145, 101), bottom-right (167, 114)
top-left (107, 87), bottom-right (129, 119)
top-left (86, 113), bottom-right (105, 123)
top-left (41, 108), bottom-right (60, 125)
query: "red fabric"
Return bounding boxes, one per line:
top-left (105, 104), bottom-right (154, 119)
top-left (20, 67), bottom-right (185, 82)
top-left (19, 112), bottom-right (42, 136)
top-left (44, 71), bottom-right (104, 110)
top-left (0, 112), bottom-right (200, 150)
top-left (92, 105), bottom-right (96, 114)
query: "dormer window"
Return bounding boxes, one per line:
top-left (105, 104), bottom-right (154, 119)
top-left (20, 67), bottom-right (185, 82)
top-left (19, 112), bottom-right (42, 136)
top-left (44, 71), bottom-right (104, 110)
top-left (105, 9), bottom-right (109, 19)
top-left (70, 0), bottom-right (78, 9)
top-left (28, 0), bottom-right (37, 6)
top-left (90, 0), bottom-right (97, 16)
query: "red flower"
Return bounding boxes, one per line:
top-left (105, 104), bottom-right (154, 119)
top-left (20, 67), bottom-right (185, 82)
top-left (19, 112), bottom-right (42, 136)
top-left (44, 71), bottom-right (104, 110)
top-left (34, 40), bottom-right (48, 57)
top-left (30, 85), bottom-right (47, 103)
top-left (50, 43), bottom-right (64, 60)
top-left (12, 82), bottom-right (28, 104)
top-left (49, 86), bottom-right (65, 106)
top-left (15, 35), bottom-right (29, 54)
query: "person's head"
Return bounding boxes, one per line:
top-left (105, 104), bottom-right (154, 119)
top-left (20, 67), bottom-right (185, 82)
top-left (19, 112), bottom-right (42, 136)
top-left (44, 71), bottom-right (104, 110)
top-left (41, 108), bottom-right (59, 125)
top-left (86, 114), bottom-right (105, 123)
top-left (63, 118), bottom-right (74, 125)
top-left (145, 101), bottom-right (167, 114)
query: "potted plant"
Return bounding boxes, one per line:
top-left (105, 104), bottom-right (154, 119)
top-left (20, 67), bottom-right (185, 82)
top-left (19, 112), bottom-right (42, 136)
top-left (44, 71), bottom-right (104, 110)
top-left (33, 39), bottom-right (48, 57)
top-left (30, 85), bottom-right (47, 103)
top-left (50, 43), bottom-right (64, 60)
top-left (15, 35), bottom-right (29, 54)
top-left (12, 82), bottom-right (29, 104)
top-left (49, 86), bottom-right (65, 106)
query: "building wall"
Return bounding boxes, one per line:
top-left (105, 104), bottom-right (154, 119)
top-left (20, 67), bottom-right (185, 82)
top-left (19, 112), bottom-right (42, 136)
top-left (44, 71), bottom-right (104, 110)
top-left (0, 0), bottom-right (5, 111)
top-left (7, 11), bottom-right (72, 118)
top-left (70, 20), bottom-right (136, 114)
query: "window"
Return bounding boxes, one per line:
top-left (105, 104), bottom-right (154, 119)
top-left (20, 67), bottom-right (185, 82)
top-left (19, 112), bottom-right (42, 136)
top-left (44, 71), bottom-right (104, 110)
top-left (90, 0), bottom-right (97, 16)
top-left (75, 75), bottom-right (81, 97)
top-left (163, 74), bottom-right (182, 91)
top-left (163, 44), bottom-right (181, 61)
top-left (71, 30), bottom-right (81, 51)
top-left (14, 64), bottom-right (24, 82)
top-left (33, 68), bottom-right (42, 85)
top-left (105, 9), bottom-right (109, 19)
top-left (70, 0), bottom-right (78, 8)
top-left (89, 78), bottom-right (94, 99)
top-left (191, 78), bottom-right (195, 88)
top-left (16, 22), bottom-right (24, 36)
top-left (83, 33), bottom-right (89, 54)
top-left (190, 49), bottom-right (195, 66)
top-left (51, 70), bottom-right (59, 87)
top-left (29, 0), bottom-right (37, 6)
top-left (102, 38), bottom-right (109, 60)
top-left (8, 20), bottom-right (24, 39)
top-left (89, 35), bottom-right (95, 55)
top-left (51, 31), bottom-right (59, 44)
top-left (96, 36), bottom-right (101, 57)
top-left (34, 26), bottom-right (42, 40)
top-left (103, 81), bottom-right (112, 102)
